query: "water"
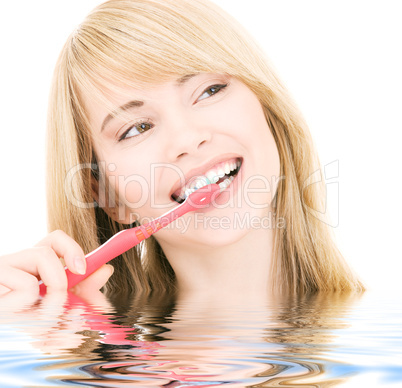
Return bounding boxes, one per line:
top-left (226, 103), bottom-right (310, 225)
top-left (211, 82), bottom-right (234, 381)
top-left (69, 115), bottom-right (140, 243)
top-left (0, 290), bottom-right (401, 387)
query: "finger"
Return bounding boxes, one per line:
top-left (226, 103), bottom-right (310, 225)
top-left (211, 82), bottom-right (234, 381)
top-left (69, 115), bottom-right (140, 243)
top-left (2, 247), bottom-right (68, 291)
top-left (70, 264), bottom-right (114, 296)
top-left (36, 230), bottom-right (86, 275)
top-left (0, 289), bottom-right (39, 311)
top-left (0, 265), bottom-right (39, 294)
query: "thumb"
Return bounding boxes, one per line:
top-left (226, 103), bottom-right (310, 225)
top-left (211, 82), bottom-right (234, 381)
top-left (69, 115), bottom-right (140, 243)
top-left (69, 264), bottom-right (114, 295)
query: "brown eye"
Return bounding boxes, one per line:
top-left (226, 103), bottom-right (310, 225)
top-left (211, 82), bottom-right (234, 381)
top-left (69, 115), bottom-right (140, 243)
top-left (197, 84), bottom-right (228, 102)
top-left (119, 121), bottom-right (154, 141)
top-left (137, 122), bottom-right (152, 133)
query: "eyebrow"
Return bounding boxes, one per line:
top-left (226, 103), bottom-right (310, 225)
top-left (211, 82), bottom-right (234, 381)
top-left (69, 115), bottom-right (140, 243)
top-left (101, 100), bottom-right (143, 132)
top-left (101, 74), bottom-right (198, 132)
top-left (176, 73), bottom-right (197, 85)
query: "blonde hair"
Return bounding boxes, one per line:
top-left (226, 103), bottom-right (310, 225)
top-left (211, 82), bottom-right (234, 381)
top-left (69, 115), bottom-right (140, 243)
top-left (47, 0), bottom-right (364, 294)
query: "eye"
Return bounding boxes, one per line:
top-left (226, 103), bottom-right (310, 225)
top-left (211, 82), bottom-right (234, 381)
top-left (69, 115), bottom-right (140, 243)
top-left (119, 121), bottom-right (154, 141)
top-left (197, 83), bottom-right (228, 102)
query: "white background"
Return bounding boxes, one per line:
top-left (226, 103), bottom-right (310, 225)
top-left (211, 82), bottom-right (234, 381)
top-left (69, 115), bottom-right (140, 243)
top-left (0, 1), bottom-right (401, 291)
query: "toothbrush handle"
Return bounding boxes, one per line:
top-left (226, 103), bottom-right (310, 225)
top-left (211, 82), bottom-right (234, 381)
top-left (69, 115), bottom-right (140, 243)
top-left (38, 184), bottom-right (218, 294)
top-left (39, 225), bottom-right (149, 293)
top-left (38, 211), bottom-right (174, 294)
top-left (67, 228), bottom-right (143, 289)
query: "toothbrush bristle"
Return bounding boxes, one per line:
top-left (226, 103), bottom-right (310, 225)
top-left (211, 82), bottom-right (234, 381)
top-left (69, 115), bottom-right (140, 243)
top-left (186, 184), bottom-right (220, 207)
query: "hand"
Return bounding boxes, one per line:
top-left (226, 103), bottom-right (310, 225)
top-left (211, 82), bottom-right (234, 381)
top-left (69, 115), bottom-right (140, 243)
top-left (0, 230), bottom-right (114, 297)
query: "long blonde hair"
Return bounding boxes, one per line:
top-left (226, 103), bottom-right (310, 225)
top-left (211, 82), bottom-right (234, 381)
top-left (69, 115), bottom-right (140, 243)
top-left (47, 0), bottom-right (364, 294)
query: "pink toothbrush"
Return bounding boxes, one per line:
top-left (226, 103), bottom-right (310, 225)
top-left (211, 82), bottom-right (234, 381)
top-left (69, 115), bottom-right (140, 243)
top-left (39, 184), bottom-right (219, 293)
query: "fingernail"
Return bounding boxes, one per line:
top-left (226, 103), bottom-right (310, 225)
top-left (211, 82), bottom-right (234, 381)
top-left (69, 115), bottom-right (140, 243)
top-left (74, 256), bottom-right (86, 275)
top-left (106, 264), bottom-right (114, 276)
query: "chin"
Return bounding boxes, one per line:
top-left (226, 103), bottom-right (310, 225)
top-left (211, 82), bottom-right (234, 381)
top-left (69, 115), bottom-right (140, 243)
top-left (176, 206), bottom-right (270, 249)
top-left (174, 226), bottom-right (250, 251)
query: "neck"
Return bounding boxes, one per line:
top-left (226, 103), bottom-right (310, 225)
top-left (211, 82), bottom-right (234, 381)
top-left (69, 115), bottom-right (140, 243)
top-left (159, 225), bottom-right (275, 306)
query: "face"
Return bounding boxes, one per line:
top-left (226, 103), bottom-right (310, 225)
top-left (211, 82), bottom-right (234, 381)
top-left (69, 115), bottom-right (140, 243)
top-left (85, 73), bottom-right (280, 250)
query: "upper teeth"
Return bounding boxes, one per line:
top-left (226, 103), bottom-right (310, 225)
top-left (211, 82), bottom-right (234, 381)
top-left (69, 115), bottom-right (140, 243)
top-left (175, 159), bottom-right (240, 201)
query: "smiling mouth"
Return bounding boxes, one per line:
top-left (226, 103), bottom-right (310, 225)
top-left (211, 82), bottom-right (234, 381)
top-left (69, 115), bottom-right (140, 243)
top-left (171, 157), bottom-right (243, 204)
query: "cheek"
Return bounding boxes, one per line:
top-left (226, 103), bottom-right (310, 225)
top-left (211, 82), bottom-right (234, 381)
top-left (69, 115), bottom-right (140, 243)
top-left (251, 132), bottom-right (281, 207)
top-left (231, 95), bottom-right (281, 206)
top-left (102, 152), bottom-right (177, 218)
top-left (96, 147), bottom-right (153, 210)
top-left (259, 127), bottom-right (281, 175)
top-left (222, 89), bottom-right (269, 141)
top-left (110, 172), bottom-right (150, 209)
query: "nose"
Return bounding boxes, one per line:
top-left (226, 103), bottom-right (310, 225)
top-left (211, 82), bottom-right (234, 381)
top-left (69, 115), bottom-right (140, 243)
top-left (163, 113), bottom-right (212, 161)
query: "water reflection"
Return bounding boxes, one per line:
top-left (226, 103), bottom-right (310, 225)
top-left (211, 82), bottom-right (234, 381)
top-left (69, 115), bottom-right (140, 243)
top-left (2, 289), bottom-right (382, 387)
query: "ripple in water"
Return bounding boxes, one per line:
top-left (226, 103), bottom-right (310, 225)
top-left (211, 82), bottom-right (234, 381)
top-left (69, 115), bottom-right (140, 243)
top-left (0, 290), bottom-right (401, 387)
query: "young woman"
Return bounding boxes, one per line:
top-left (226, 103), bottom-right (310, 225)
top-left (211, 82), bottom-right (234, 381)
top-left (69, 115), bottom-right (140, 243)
top-left (0, 0), bottom-right (364, 299)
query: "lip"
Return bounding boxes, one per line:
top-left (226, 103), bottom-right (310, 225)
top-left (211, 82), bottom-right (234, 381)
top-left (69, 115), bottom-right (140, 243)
top-left (169, 154), bottom-right (243, 200)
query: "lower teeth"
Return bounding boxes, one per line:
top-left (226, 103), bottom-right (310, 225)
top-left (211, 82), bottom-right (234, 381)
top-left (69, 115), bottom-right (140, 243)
top-left (218, 175), bottom-right (234, 190)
